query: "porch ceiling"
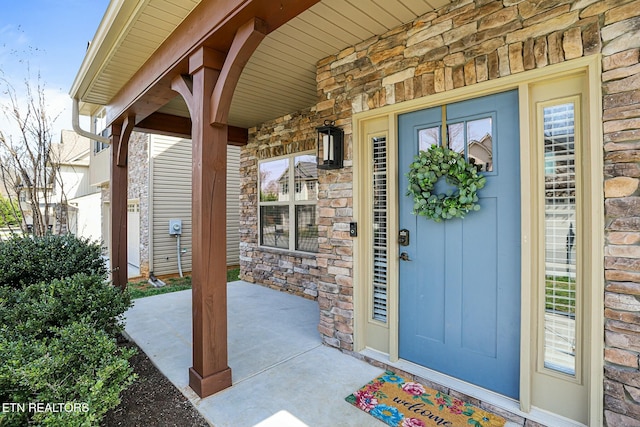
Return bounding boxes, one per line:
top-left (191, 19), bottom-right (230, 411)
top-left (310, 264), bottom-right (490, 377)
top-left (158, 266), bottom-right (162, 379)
top-left (72, 0), bottom-right (451, 129)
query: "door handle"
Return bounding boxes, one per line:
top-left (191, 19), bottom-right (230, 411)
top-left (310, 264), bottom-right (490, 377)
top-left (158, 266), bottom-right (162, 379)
top-left (400, 252), bottom-right (412, 261)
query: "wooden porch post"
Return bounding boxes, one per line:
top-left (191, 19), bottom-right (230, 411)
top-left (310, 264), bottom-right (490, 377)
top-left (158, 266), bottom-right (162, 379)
top-left (172, 47), bottom-right (232, 397)
top-left (109, 120), bottom-right (131, 290)
top-left (191, 57), bottom-right (234, 397)
top-left (171, 18), bottom-right (266, 398)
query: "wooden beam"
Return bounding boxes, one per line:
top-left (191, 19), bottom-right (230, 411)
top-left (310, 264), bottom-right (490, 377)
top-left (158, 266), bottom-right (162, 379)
top-left (134, 112), bottom-right (249, 145)
top-left (210, 17), bottom-right (266, 126)
top-left (105, 0), bottom-right (320, 127)
top-left (135, 112), bottom-right (192, 139)
top-left (227, 125), bottom-right (248, 146)
top-left (109, 123), bottom-right (128, 290)
top-left (171, 74), bottom-right (196, 114)
top-left (117, 115), bottom-right (134, 167)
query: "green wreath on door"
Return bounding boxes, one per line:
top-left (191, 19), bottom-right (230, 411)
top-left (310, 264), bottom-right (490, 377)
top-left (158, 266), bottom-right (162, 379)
top-left (406, 145), bottom-right (486, 222)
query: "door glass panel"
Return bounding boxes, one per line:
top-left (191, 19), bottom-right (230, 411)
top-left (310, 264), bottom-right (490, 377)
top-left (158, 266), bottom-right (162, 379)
top-left (418, 126), bottom-right (440, 151)
top-left (543, 103), bottom-right (577, 376)
top-left (372, 136), bottom-right (388, 322)
top-left (467, 118), bottom-right (493, 172)
top-left (447, 122), bottom-right (465, 154)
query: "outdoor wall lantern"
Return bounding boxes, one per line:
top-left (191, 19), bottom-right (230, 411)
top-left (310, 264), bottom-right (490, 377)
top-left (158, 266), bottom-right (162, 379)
top-left (316, 120), bottom-right (344, 169)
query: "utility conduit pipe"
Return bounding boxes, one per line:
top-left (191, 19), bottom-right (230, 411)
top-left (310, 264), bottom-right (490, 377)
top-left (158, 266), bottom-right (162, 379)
top-left (176, 234), bottom-right (183, 278)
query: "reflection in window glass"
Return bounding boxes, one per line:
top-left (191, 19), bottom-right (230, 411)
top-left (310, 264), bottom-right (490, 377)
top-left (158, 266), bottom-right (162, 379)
top-left (447, 122), bottom-right (464, 154)
top-left (258, 152), bottom-right (318, 253)
top-left (467, 118), bottom-right (493, 172)
top-left (296, 205), bottom-right (318, 252)
top-left (418, 126), bottom-right (440, 152)
top-left (294, 155), bottom-right (318, 201)
top-left (260, 205), bottom-right (289, 249)
top-left (543, 102), bottom-right (577, 376)
top-left (260, 158), bottom-right (289, 202)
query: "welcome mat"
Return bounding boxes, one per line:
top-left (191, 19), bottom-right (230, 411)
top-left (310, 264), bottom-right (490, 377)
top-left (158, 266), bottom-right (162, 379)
top-left (346, 371), bottom-right (506, 427)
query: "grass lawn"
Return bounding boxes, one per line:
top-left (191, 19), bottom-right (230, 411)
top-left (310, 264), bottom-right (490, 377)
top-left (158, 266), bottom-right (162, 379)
top-left (545, 276), bottom-right (576, 315)
top-left (128, 268), bottom-right (240, 299)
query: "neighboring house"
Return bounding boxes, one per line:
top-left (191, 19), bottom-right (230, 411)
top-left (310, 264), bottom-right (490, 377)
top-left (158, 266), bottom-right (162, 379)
top-left (87, 120), bottom-right (240, 278)
top-left (54, 130), bottom-right (100, 239)
top-left (70, 1), bottom-right (640, 425)
top-left (468, 133), bottom-right (493, 171)
top-left (13, 166), bottom-right (55, 233)
top-left (272, 160), bottom-right (317, 202)
top-left (6, 130), bottom-right (98, 236)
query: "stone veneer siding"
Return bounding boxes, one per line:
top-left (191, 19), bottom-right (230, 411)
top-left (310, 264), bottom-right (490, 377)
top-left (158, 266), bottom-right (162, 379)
top-left (127, 132), bottom-right (150, 277)
top-left (100, 132), bottom-right (150, 277)
top-left (240, 0), bottom-right (640, 424)
top-left (239, 112), bottom-right (321, 299)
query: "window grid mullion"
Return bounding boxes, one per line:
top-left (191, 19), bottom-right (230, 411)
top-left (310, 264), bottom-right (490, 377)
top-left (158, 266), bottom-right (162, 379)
top-left (258, 151), bottom-right (317, 252)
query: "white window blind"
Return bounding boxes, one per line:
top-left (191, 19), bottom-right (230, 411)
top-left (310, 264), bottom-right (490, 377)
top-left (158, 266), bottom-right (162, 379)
top-left (372, 136), bottom-right (388, 322)
top-left (543, 103), bottom-right (577, 376)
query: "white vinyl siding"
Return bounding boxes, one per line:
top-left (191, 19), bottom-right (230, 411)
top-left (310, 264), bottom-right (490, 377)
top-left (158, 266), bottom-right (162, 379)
top-left (150, 135), bottom-right (240, 276)
top-left (150, 135), bottom-right (192, 276)
top-left (59, 164), bottom-right (94, 200)
top-left (227, 145), bottom-right (241, 264)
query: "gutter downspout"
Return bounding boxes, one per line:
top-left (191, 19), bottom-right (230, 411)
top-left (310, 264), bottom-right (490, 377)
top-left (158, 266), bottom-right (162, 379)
top-left (72, 98), bottom-right (111, 144)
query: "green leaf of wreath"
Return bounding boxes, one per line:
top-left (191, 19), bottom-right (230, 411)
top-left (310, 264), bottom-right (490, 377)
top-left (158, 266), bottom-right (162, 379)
top-left (406, 145), bottom-right (486, 222)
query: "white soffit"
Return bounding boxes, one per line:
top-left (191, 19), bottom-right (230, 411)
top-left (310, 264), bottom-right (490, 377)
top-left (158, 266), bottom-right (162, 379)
top-left (83, 0), bottom-right (452, 128)
top-left (80, 0), bottom-right (201, 106)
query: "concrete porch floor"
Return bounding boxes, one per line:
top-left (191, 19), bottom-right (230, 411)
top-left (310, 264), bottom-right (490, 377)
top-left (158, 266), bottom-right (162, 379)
top-left (123, 281), bottom-right (584, 427)
top-left (123, 281), bottom-right (383, 427)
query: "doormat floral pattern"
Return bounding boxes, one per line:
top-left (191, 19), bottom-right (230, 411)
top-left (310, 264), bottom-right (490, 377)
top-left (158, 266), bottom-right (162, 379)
top-left (346, 371), bottom-right (505, 427)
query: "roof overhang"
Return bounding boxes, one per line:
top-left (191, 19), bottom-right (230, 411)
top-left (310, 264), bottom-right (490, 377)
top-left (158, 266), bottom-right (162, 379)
top-left (71, 0), bottom-right (451, 129)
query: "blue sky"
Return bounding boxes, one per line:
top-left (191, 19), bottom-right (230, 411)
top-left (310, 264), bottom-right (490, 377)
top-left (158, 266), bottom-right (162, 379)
top-left (0, 0), bottom-right (110, 138)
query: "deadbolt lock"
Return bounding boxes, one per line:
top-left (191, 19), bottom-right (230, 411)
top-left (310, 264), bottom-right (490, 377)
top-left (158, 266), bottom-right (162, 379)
top-left (400, 252), bottom-right (412, 261)
top-left (398, 229), bottom-right (410, 246)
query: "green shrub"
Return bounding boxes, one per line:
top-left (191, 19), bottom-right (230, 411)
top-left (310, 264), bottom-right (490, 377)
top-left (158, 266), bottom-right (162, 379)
top-left (0, 321), bottom-right (137, 427)
top-left (0, 234), bottom-right (135, 425)
top-left (0, 194), bottom-right (21, 227)
top-left (0, 234), bottom-right (107, 288)
top-left (0, 274), bottom-right (135, 426)
top-left (0, 274), bottom-right (132, 340)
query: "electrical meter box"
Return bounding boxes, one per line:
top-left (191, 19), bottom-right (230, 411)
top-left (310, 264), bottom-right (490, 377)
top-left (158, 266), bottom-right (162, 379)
top-left (169, 219), bottom-right (182, 235)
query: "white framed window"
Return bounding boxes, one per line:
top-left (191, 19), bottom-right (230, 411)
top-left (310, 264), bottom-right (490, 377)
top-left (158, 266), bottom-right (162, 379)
top-left (93, 114), bottom-right (109, 154)
top-left (259, 152), bottom-right (318, 252)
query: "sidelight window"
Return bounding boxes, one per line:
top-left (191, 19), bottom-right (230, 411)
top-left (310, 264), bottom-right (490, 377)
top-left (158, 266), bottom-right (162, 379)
top-left (541, 101), bottom-right (578, 377)
top-left (372, 136), bottom-right (388, 322)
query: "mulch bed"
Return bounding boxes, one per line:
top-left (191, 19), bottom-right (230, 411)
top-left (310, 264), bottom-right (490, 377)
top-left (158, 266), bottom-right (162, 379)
top-left (103, 339), bottom-right (210, 427)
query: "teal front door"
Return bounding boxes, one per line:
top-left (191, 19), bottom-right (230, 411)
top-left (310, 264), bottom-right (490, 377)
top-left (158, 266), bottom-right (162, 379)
top-left (398, 90), bottom-right (521, 399)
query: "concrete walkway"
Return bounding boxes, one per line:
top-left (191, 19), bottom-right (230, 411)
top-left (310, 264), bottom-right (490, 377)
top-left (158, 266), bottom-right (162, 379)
top-left (123, 281), bottom-right (383, 427)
